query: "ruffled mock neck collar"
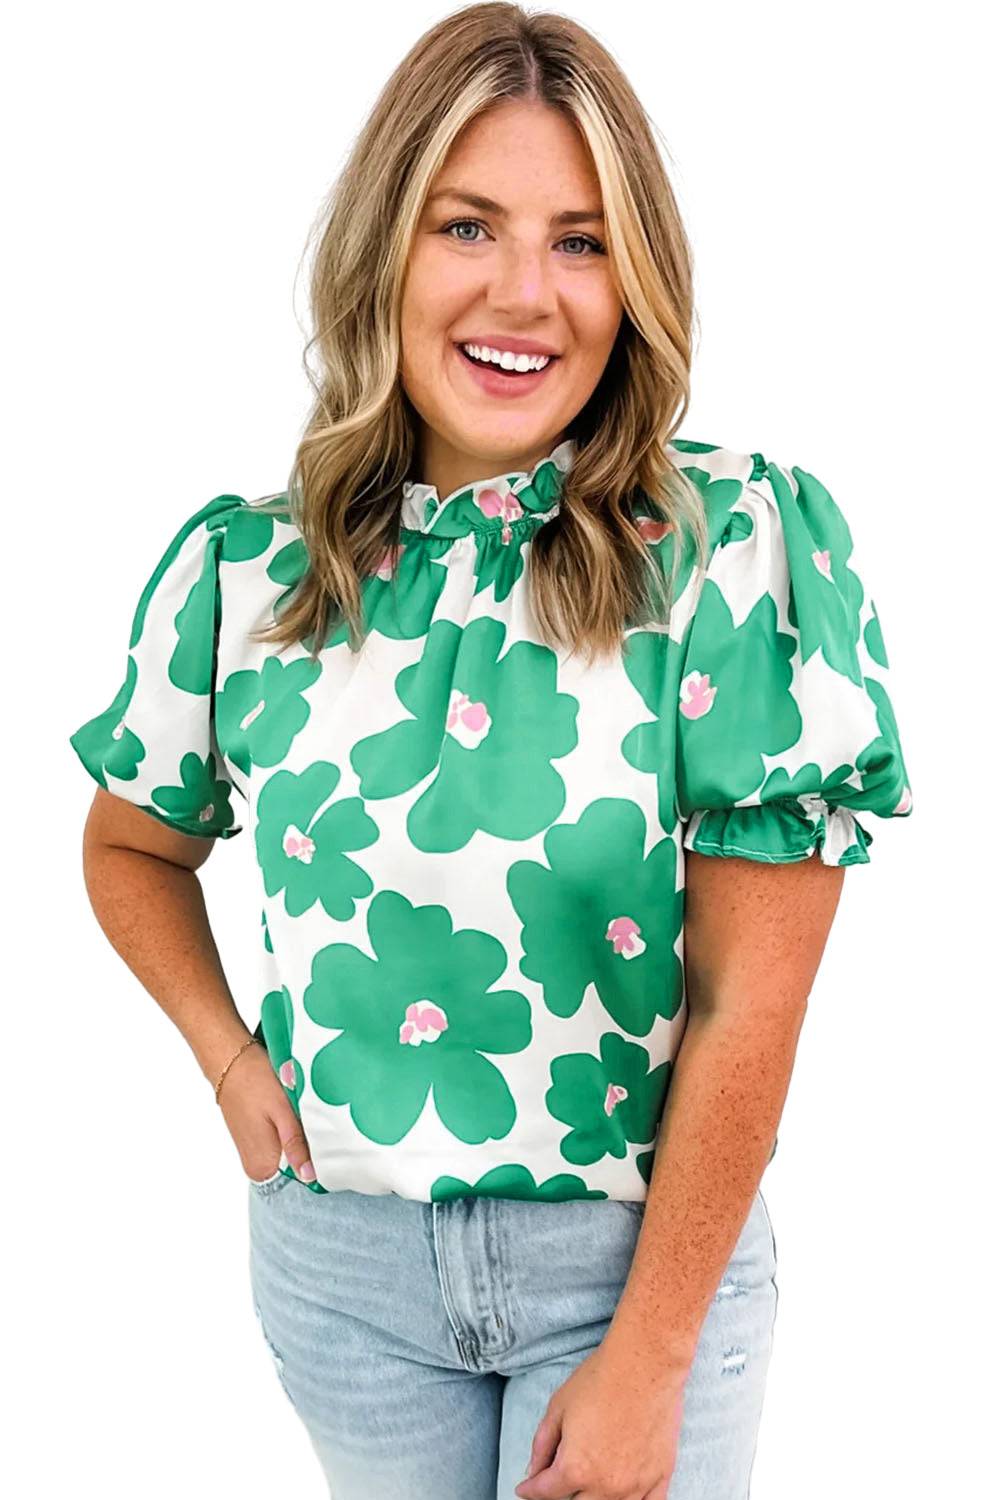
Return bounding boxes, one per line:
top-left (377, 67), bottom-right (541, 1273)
top-left (400, 437), bottom-right (576, 541)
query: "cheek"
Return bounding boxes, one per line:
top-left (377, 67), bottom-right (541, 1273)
top-left (403, 246), bottom-right (471, 335)
top-left (569, 283), bottom-right (623, 362)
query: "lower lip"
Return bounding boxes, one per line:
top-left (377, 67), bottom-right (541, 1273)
top-left (452, 343), bottom-right (558, 399)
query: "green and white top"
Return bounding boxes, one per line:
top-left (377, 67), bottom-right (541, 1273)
top-left (69, 436), bottom-right (911, 1204)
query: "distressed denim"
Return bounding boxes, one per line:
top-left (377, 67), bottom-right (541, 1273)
top-left (248, 1176), bottom-right (778, 1499)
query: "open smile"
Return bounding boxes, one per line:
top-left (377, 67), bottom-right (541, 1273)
top-left (452, 341), bottom-right (560, 398)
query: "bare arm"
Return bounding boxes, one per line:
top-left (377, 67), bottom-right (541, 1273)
top-left (81, 787), bottom-right (255, 1083)
top-left (79, 787), bottom-right (314, 1181)
top-left (603, 850), bottom-right (845, 1371)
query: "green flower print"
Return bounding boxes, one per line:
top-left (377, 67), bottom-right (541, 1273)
top-left (760, 762), bottom-right (856, 803)
top-left (634, 1147), bottom-right (657, 1186)
top-left (69, 656), bottom-right (238, 835)
top-left (765, 461), bottom-right (865, 684)
top-left (71, 657), bottom-right (144, 784)
top-left (470, 533), bottom-right (527, 606)
top-left (255, 761), bottom-right (378, 919)
top-left (430, 1164), bottom-right (611, 1205)
top-left (125, 495), bottom-right (239, 652)
top-left (863, 603), bottom-right (889, 667)
top-left (688, 465), bottom-right (752, 552)
top-left (630, 461), bottom-right (749, 626)
top-left (257, 984), bottom-right (306, 1114)
top-left (547, 1032), bottom-right (670, 1169)
top-left (150, 750), bottom-right (239, 835)
top-left (167, 524), bottom-right (230, 695)
top-left (508, 798), bottom-right (684, 1035)
top-left (305, 890), bottom-right (532, 1147)
top-left (221, 495), bottom-right (310, 618)
top-left (216, 655), bottom-right (322, 775)
top-left (676, 580), bottom-right (801, 811)
top-left (311, 543), bottom-right (451, 652)
top-left (620, 630), bottom-right (683, 835)
top-left (351, 616), bottom-right (579, 852)
top-left (848, 677), bottom-right (911, 816)
top-left (253, 975), bottom-right (328, 1195)
top-left (221, 504), bottom-right (286, 563)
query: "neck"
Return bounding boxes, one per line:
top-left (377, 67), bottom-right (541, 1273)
top-left (415, 429), bottom-right (567, 501)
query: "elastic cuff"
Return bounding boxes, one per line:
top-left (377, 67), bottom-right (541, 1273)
top-left (683, 799), bottom-right (872, 867)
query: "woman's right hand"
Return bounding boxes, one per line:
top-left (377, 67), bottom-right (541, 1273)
top-left (216, 1041), bottom-right (316, 1184)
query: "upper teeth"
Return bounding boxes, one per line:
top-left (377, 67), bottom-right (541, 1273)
top-left (461, 343), bottom-right (551, 372)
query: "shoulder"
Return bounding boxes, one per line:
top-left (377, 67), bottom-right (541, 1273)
top-left (146, 490), bottom-right (298, 578)
top-left (666, 437), bottom-right (862, 569)
top-left (127, 492), bottom-right (256, 653)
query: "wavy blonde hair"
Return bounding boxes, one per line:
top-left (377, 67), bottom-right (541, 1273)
top-left (253, 1), bottom-right (706, 665)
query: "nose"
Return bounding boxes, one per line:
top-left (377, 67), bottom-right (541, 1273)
top-left (486, 239), bottom-right (558, 320)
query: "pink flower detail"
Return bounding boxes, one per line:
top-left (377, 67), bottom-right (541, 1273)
top-left (894, 786), bottom-right (912, 815)
top-left (399, 999), bottom-right (449, 1047)
top-left (278, 1060), bottom-right (296, 1089)
top-left (679, 670), bottom-right (717, 720)
top-left (812, 548), bottom-right (832, 580)
top-left (501, 523), bottom-right (512, 546)
top-left (477, 487), bottom-right (504, 518)
top-left (111, 718), bottom-right (125, 741)
top-left (373, 543), bottom-right (405, 581)
top-left (198, 803), bottom-right (215, 823)
top-left (445, 688), bottom-right (492, 748)
top-left (478, 486), bottom-right (525, 524)
top-left (239, 698), bottom-right (266, 732)
top-left (606, 915), bottom-right (647, 960)
top-left (636, 517), bottom-right (674, 544)
top-left (604, 1082), bottom-right (629, 1116)
top-left (447, 693), bottom-right (487, 732)
top-left (282, 825), bottom-right (316, 864)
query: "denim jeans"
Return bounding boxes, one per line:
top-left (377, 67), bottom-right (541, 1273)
top-left (247, 1175), bottom-right (778, 1499)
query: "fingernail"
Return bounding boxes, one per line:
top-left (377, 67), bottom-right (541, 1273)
top-left (298, 1160), bottom-right (316, 1182)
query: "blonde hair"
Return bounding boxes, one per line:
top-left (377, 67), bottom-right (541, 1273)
top-left (253, 1), bottom-right (707, 665)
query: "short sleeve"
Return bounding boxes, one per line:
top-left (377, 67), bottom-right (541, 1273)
top-left (675, 457), bottom-right (912, 867)
top-left (69, 495), bottom-right (245, 839)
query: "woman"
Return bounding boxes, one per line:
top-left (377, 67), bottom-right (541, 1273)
top-left (68, 5), bottom-right (910, 1498)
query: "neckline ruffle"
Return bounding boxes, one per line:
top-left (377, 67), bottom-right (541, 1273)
top-left (400, 437), bottom-right (576, 540)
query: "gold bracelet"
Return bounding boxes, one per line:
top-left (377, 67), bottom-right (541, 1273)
top-left (213, 1036), bottom-right (262, 1104)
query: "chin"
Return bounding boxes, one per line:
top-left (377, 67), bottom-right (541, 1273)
top-left (455, 421), bottom-right (553, 454)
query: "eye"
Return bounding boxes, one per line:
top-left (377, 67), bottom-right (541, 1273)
top-left (442, 218), bottom-right (489, 243)
top-left (440, 220), bottom-right (607, 257)
top-left (558, 233), bottom-right (606, 257)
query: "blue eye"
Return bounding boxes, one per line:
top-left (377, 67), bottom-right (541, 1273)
top-left (559, 233), bottom-right (607, 257)
top-left (441, 220), bottom-right (606, 256)
top-left (444, 219), bottom-right (486, 243)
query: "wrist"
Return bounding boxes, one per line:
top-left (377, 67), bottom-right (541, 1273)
top-left (603, 1299), bottom-right (699, 1380)
top-left (191, 1017), bottom-right (258, 1090)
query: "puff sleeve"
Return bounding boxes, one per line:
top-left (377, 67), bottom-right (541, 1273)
top-left (675, 458), bottom-right (911, 867)
top-left (69, 495), bottom-right (245, 839)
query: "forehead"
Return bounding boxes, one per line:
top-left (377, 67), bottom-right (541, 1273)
top-left (433, 100), bottom-right (602, 204)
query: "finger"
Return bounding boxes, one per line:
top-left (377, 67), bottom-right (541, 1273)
top-left (515, 1410), bottom-right (562, 1494)
top-left (513, 1461), bottom-right (574, 1500)
top-left (270, 1099), bottom-right (316, 1183)
top-left (526, 1410), bottom-right (562, 1477)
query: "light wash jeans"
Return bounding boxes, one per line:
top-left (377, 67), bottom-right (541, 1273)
top-left (247, 1175), bottom-right (778, 1499)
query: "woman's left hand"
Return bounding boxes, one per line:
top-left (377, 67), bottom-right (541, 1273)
top-left (513, 1338), bottom-right (687, 1500)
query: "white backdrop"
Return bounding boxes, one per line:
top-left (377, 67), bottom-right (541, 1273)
top-left (7, 2), bottom-right (995, 1495)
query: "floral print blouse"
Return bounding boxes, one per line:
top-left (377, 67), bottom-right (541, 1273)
top-left (69, 436), bottom-right (911, 1205)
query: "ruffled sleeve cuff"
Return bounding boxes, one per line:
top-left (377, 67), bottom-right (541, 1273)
top-left (683, 797), bottom-right (873, 868)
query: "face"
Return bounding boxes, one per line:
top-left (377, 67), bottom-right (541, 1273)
top-left (400, 99), bottom-right (624, 492)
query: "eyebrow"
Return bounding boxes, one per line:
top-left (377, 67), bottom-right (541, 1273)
top-left (427, 188), bottom-right (604, 227)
